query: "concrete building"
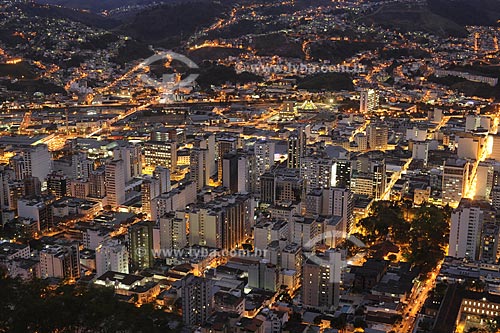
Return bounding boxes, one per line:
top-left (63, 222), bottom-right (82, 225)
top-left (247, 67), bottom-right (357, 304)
top-left (287, 128), bottom-right (306, 169)
top-left (406, 127), bottom-right (427, 142)
top-left (222, 151), bottom-right (250, 194)
top-left (448, 199), bottom-right (494, 261)
top-left (95, 239), bottom-right (129, 277)
top-left (290, 215), bottom-right (318, 251)
top-left (322, 187), bottom-right (354, 235)
top-left (47, 171), bottom-right (68, 199)
top-left (17, 196), bottom-right (54, 231)
top-left (442, 159), bottom-right (469, 207)
top-left (159, 211), bottom-right (187, 251)
top-left (368, 123), bottom-right (388, 150)
top-left (475, 161), bottom-right (494, 201)
top-left (190, 148), bottom-right (209, 191)
top-left (189, 194), bottom-right (254, 250)
top-left (254, 139), bottom-right (276, 192)
top-left (412, 141), bottom-right (429, 165)
top-left (253, 219), bottom-right (288, 251)
top-left (151, 181), bottom-right (196, 221)
top-left (128, 222), bottom-right (154, 271)
top-left (141, 176), bottom-right (161, 218)
top-left (248, 260), bottom-right (279, 291)
top-left (359, 88), bottom-right (379, 113)
top-left (217, 136), bottom-right (238, 183)
top-left (182, 275), bottom-right (214, 327)
top-left (105, 159), bottom-right (125, 209)
top-left (143, 140), bottom-right (177, 172)
top-left (112, 143), bottom-right (142, 183)
top-left (302, 250), bottom-right (342, 310)
top-left (40, 242), bottom-right (80, 279)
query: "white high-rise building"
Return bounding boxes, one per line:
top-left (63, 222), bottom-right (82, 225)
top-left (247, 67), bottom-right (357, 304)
top-left (182, 275), bottom-right (214, 327)
top-left (159, 211), bottom-right (187, 251)
top-left (442, 159), bottom-right (469, 207)
top-left (40, 243), bottom-right (80, 279)
top-left (322, 188), bottom-right (354, 235)
top-left (302, 250), bottom-right (342, 310)
top-left (448, 199), bottom-right (493, 260)
top-left (368, 123), bottom-right (388, 150)
top-left (153, 166), bottom-right (171, 193)
top-left (475, 162), bottom-right (494, 200)
top-left (10, 144), bottom-right (52, 184)
top-left (195, 133), bottom-right (216, 177)
top-left (95, 239), bottom-right (129, 277)
top-left (301, 156), bottom-right (335, 189)
top-left (190, 148), bottom-right (209, 191)
top-left (189, 194), bottom-right (253, 250)
top-left (457, 135), bottom-right (483, 160)
top-left (254, 139), bottom-right (275, 191)
top-left (359, 89), bottom-right (379, 113)
top-left (465, 114), bottom-right (481, 132)
top-left (105, 159), bottom-right (125, 208)
top-left (112, 144), bottom-right (142, 183)
top-left (141, 176), bottom-right (161, 218)
top-left (290, 216), bottom-right (318, 251)
top-left (189, 208), bottom-right (220, 248)
top-left (412, 141), bottom-right (429, 165)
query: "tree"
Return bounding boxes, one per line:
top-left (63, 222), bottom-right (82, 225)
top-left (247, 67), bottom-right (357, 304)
top-left (331, 313), bottom-right (347, 333)
top-left (358, 201), bottom-right (409, 244)
top-left (407, 205), bottom-right (449, 273)
top-left (353, 318), bottom-right (367, 328)
top-left (0, 276), bottom-right (182, 333)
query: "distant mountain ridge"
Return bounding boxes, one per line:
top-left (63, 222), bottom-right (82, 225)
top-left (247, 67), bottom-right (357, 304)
top-left (427, 0), bottom-right (500, 27)
top-left (34, 0), bottom-right (167, 12)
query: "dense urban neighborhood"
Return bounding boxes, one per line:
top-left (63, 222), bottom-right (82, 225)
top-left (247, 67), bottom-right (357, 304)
top-left (0, 0), bottom-right (500, 332)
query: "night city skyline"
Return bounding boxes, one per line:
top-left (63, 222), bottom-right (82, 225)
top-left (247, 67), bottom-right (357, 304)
top-left (0, 0), bottom-right (499, 332)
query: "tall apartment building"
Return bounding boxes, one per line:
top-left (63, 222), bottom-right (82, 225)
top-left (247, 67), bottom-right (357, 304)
top-left (47, 171), bottom-right (68, 199)
top-left (143, 140), bottom-right (177, 172)
top-left (301, 155), bottom-right (336, 189)
top-left (322, 188), bottom-right (354, 235)
top-left (260, 167), bottom-right (305, 206)
top-left (368, 123), bottom-right (388, 150)
top-left (89, 167), bottom-right (106, 198)
top-left (190, 148), bottom-right (209, 191)
top-left (52, 152), bottom-right (93, 180)
top-left (141, 176), bottom-right (161, 218)
top-left (216, 135), bottom-right (238, 183)
top-left (442, 158), bottom-right (469, 207)
top-left (159, 211), bottom-right (187, 251)
top-left (359, 88), bottom-right (379, 113)
top-left (222, 151), bottom-right (251, 194)
top-left (40, 242), bottom-right (80, 279)
top-left (254, 139), bottom-right (276, 192)
top-left (112, 143), bottom-right (142, 182)
top-left (17, 196), bottom-right (54, 231)
top-left (351, 157), bottom-right (386, 199)
top-left (194, 133), bottom-right (216, 177)
top-left (189, 194), bottom-right (254, 250)
top-left (448, 199), bottom-right (495, 261)
top-left (128, 222), bottom-right (154, 272)
top-left (95, 239), bottom-right (129, 277)
top-left (289, 215), bottom-right (319, 250)
top-left (287, 128), bottom-right (306, 169)
top-left (302, 250), bottom-right (342, 310)
top-left (182, 275), bottom-right (214, 327)
top-left (248, 260), bottom-right (279, 291)
top-left (105, 159), bottom-right (125, 209)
